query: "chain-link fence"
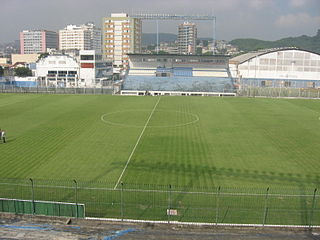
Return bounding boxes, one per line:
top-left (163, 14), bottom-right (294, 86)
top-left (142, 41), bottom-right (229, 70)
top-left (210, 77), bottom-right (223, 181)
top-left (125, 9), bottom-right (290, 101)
top-left (238, 87), bottom-right (320, 99)
top-left (0, 178), bottom-right (318, 226)
top-left (0, 84), bottom-right (117, 95)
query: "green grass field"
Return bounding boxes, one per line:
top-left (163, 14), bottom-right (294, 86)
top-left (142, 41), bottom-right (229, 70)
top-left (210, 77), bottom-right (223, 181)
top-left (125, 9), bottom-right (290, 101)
top-left (1, 93), bottom-right (320, 225)
top-left (0, 93), bottom-right (320, 189)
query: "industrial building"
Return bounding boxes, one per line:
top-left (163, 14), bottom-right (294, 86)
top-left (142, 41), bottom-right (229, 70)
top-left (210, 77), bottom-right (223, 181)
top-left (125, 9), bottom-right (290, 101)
top-left (229, 48), bottom-right (320, 89)
top-left (122, 54), bottom-right (234, 94)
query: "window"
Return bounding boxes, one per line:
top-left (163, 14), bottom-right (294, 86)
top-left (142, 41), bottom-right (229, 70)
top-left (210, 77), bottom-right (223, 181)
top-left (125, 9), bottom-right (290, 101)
top-left (80, 55), bottom-right (94, 60)
top-left (58, 71), bottom-right (67, 76)
top-left (307, 82), bottom-right (315, 88)
top-left (284, 81), bottom-right (291, 87)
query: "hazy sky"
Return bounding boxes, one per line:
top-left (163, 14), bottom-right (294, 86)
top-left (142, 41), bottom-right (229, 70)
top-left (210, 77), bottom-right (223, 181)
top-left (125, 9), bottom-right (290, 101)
top-left (1, 0), bottom-right (319, 43)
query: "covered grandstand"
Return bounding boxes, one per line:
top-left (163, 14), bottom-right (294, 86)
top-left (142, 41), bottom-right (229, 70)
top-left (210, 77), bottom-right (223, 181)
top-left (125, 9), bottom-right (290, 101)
top-left (122, 54), bottom-right (235, 95)
top-left (229, 48), bottom-right (320, 89)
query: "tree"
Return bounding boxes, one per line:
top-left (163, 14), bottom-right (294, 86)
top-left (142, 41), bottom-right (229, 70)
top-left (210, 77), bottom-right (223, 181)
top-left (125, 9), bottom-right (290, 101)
top-left (152, 50), bottom-right (170, 55)
top-left (196, 47), bottom-right (203, 55)
top-left (0, 66), bottom-right (4, 77)
top-left (203, 51), bottom-right (213, 55)
top-left (14, 67), bottom-right (32, 77)
top-left (37, 53), bottom-right (49, 61)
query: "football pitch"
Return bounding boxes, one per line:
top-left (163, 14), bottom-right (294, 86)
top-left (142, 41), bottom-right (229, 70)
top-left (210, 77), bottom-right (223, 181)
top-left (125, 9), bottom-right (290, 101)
top-left (1, 93), bottom-right (319, 190)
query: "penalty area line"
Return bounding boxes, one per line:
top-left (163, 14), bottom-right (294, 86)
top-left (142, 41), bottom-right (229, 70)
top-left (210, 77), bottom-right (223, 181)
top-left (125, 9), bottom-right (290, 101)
top-left (113, 97), bottom-right (161, 189)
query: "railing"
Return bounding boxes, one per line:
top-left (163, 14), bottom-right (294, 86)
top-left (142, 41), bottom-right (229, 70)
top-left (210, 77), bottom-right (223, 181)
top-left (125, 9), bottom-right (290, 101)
top-left (0, 85), bottom-right (116, 95)
top-left (238, 87), bottom-right (320, 99)
top-left (0, 178), bottom-right (318, 227)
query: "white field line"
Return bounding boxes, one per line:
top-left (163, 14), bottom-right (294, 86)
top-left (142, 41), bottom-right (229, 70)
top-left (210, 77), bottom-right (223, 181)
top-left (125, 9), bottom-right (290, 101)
top-left (101, 110), bottom-right (199, 128)
top-left (113, 97), bottom-right (161, 189)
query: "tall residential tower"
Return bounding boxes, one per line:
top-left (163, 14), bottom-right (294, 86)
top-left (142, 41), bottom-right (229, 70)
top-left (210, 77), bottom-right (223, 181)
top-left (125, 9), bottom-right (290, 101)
top-left (178, 22), bottom-right (197, 55)
top-left (59, 23), bottom-right (102, 52)
top-left (102, 13), bottom-right (142, 69)
top-left (20, 30), bottom-right (58, 54)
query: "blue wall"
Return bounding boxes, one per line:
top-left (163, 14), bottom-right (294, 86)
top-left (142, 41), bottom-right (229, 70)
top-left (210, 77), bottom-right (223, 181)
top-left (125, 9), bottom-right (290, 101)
top-left (123, 75), bottom-right (234, 92)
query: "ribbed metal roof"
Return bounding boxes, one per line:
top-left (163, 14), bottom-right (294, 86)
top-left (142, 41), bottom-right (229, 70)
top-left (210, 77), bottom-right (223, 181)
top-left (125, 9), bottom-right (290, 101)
top-left (229, 47), bottom-right (320, 64)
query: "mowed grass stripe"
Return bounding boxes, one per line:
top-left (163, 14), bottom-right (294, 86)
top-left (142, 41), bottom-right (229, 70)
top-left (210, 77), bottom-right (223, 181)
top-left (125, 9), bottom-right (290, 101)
top-left (121, 97), bottom-right (216, 187)
top-left (117, 97), bottom-right (320, 189)
top-left (114, 96), bottom-right (161, 189)
top-left (0, 95), bottom-right (99, 178)
top-left (0, 94), bottom-right (162, 182)
top-left (0, 94), bottom-right (319, 190)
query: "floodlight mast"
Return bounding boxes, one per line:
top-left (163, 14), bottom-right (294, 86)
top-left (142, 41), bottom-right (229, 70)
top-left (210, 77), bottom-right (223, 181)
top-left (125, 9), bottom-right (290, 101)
top-left (130, 14), bottom-right (216, 55)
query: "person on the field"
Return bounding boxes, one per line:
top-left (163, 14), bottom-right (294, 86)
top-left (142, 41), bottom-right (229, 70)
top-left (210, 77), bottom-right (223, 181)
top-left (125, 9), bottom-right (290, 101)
top-left (0, 129), bottom-right (2, 142)
top-left (1, 130), bottom-right (6, 143)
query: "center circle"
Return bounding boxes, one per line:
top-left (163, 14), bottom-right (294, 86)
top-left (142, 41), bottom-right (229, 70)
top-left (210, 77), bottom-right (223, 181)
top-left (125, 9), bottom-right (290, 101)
top-left (101, 110), bottom-right (199, 128)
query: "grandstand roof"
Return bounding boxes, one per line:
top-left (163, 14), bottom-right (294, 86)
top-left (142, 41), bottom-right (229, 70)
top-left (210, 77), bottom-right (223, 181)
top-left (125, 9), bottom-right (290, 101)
top-left (230, 47), bottom-right (319, 64)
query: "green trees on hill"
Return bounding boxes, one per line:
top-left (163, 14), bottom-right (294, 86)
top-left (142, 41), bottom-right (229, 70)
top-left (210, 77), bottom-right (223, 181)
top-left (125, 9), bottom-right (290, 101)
top-left (230, 29), bottom-right (320, 54)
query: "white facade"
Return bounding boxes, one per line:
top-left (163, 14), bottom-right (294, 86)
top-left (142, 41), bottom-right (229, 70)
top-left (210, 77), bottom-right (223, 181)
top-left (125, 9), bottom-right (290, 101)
top-left (79, 50), bottom-right (113, 87)
top-left (230, 49), bottom-right (320, 88)
top-left (59, 23), bottom-right (102, 52)
top-left (36, 55), bottom-right (80, 87)
top-left (36, 51), bottom-right (113, 88)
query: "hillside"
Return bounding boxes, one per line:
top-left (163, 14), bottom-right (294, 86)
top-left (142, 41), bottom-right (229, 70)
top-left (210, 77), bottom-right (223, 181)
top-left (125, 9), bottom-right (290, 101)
top-left (230, 29), bottom-right (320, 54)
top-left (142, 33), bottom-right (177, 46)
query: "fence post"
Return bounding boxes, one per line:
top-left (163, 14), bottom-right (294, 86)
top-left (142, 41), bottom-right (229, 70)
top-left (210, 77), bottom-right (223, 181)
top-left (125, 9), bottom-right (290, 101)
top-left (309, 188), bottom-right (317, 229)
top-left (29, 178), bottom-right (35, 215)
top-left (262, 187), bottom-right (270, 226)
top-left (121, 182), bottom-right (124, 221)
top-left (73, 180), bottom-right (78, 218)
top-left (215, 186), bottom-right (221, 225)
top-left (168, 184), bottom-right (172, 224)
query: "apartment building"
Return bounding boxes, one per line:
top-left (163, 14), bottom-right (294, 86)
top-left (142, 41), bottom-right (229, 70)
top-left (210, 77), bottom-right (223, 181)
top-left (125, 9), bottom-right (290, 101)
top-left (59, 23), bottom-right (102, 52)
top-left (20, 30), bottom-right (58, 54)
top-left (102, 13), bottom-right (142, 70)
top-left (178, 22), bottom-right (197, 55)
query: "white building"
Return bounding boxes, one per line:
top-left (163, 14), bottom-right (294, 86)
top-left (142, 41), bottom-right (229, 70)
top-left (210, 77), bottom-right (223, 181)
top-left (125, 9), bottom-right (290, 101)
top-left (102, 13), bottom-right (142, 70)
top-left (59, 23), bottom-right (102, 52)
top-left (36, 51), bottom-right (112, 87)
top-left (229, 48), bottom-right (320, 89)
top-left (36, 54), bottom-right (80, 87)
top-left (79, 50), bottom-right (113, 87)
top-left (178, 22), bottom-right (197, 55)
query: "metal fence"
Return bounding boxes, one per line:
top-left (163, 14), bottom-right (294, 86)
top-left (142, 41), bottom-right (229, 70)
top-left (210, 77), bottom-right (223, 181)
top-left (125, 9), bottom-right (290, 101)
top-left (0, 178), bottom-right (318, 227)
top-left (0, 198), bottom-right (85, 218)
top-left (238, 86), bottom-right (320, 99)
top-left (0, 84), bottom-right (116, 95)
